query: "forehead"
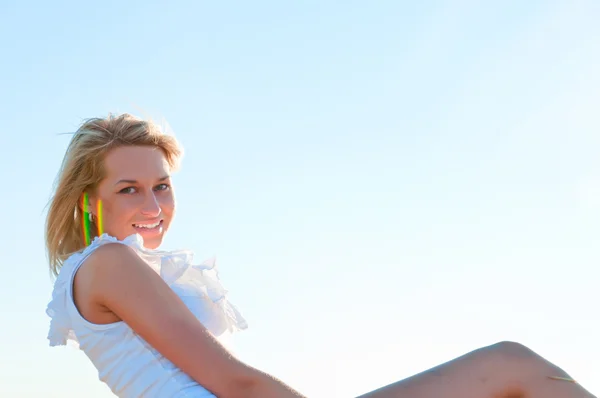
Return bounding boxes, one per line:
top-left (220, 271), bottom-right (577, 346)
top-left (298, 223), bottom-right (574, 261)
top-left (102, 145), bottom-right (170, 181)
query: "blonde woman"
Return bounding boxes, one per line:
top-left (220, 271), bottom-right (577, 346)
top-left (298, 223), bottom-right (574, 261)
top-left (46, 114), bottom-right (595, 398)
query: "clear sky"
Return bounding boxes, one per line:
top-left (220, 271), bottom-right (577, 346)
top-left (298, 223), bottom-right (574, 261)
top-left (1, 1), bottom-right (599, 396)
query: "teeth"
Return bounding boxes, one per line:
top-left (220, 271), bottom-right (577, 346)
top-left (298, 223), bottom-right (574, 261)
top-left (134, 221), bottom-right (160, 229)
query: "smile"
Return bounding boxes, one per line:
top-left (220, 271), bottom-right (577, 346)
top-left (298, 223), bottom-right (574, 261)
top-left (133, 220), bottom-right (163, 229)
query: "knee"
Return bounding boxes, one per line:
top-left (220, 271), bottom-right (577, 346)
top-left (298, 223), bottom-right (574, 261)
top-left (489, 341), bottom-right (536, 358)
top-left (483, 341), bottom-right (542, 371)
top-left (488, 341), bottom-right (562, 374)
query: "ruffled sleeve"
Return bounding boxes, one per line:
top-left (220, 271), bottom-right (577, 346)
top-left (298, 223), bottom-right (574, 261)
top-left (46, 233), bottom-right (247, 347)
top-left (163, 255), bottom-right (248, 333)
top-left (133, 238), bottom-right (248, 334)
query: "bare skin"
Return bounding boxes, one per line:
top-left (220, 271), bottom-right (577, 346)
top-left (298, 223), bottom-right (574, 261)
top-left (355, 341), bottom-right (596, 398)
top-left (74, 145), bottom-right (595, 398)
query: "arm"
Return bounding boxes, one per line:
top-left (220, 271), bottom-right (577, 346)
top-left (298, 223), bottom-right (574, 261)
top-left (78, 243), bottom-right (305, 398)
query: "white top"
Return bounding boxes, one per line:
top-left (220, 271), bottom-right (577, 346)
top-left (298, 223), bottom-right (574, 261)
top-left (46, 233), bottom-right (247, 397)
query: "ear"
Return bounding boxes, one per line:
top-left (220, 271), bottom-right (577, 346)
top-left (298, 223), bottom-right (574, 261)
top-left (88, 196), bottom-right (99, 216)
top-left (79, 192), bottom-right (98, 217)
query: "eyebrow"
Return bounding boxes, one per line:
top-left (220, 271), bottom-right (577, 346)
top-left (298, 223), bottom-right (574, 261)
top-left (114, 175), bottom-right (171, 186)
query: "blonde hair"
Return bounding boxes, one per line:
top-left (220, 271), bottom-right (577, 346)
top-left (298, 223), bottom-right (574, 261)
top-left (46, 113), bottom-right (183, 276)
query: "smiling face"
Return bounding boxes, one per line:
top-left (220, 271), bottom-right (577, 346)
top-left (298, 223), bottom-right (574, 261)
top-left (87, 145), bottom-right (176, 249)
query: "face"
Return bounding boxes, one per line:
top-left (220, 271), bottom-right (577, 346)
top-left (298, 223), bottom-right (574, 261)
top-left (87, 145), bottom-right (175, 249)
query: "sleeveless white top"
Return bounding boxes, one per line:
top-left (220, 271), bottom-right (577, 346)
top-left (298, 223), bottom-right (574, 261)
top-left (46, 233), bottom-right (248, 397)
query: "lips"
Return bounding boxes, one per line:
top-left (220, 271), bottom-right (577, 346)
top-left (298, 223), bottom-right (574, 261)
top-left (132, 220), bottom-right (164, 233)
top-left (133, 220), bottom-right (162, 229)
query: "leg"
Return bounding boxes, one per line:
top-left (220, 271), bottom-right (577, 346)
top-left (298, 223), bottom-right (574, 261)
top-left (355, 341), bottom-right (596, 398)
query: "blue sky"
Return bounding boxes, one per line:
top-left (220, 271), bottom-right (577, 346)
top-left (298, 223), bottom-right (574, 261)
top-left (1, 1), bottom-right (599, 396)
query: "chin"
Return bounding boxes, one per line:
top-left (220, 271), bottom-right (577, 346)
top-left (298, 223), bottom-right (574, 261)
top-left (141, 231), bottom-right (167, 249)
top-left (143, 239), bottom-right (163, 249)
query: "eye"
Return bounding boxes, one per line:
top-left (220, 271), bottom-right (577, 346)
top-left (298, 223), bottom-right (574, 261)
top-left (155, 183), bottom-right (170, 191)
top-left (118, 186), bottom-right (137, 194)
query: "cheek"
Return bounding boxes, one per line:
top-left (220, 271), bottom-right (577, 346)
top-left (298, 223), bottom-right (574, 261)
top-left (160, 193), bottom-right (176, 217)
top-left (101, 199), bottom-right (139, 227)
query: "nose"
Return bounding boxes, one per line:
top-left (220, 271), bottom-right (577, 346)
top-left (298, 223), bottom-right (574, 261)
top-left (140, 191), bottom-right (161, 217)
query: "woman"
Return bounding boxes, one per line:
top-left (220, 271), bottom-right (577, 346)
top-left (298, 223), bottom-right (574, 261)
top-left (46, 113), bottom-right (595, 398)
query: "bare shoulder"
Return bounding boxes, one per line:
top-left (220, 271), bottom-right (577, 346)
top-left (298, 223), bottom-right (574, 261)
top-left (78, 242), bottom-right (169, 306)
top-left (82, 242), bottom-right (143, 275)
top-left (76, 243), bottom-right (148, 298)
top-left (73, 243), bottom-right (148, 324)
